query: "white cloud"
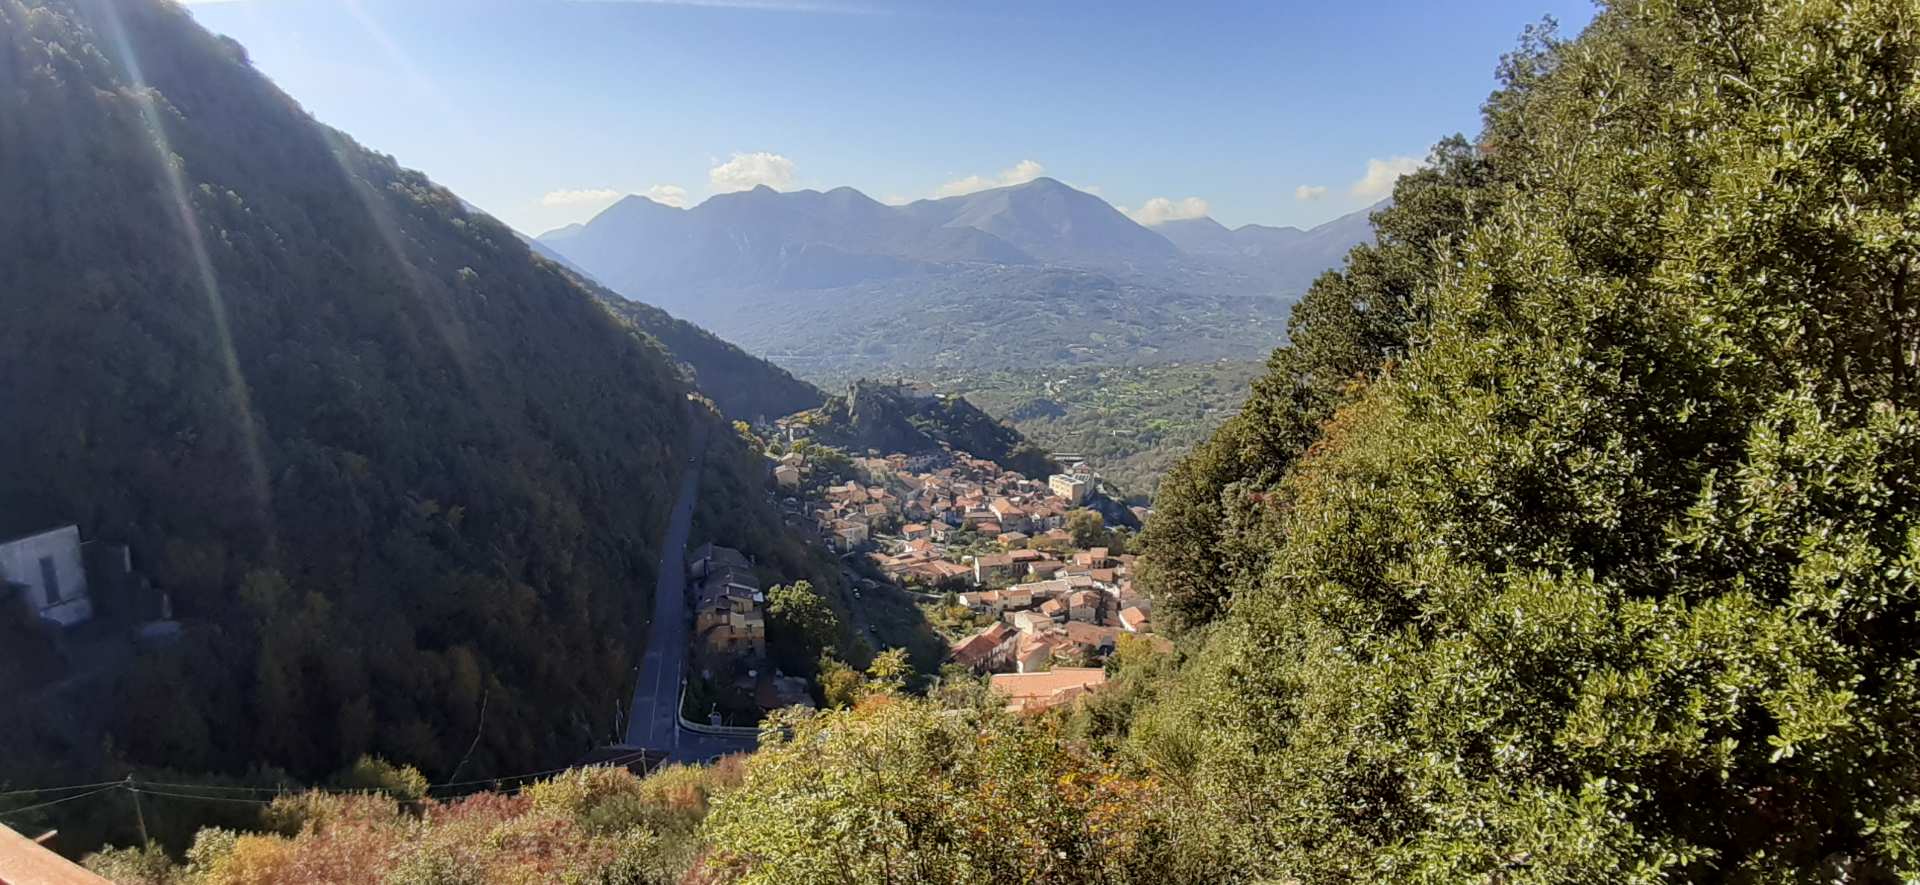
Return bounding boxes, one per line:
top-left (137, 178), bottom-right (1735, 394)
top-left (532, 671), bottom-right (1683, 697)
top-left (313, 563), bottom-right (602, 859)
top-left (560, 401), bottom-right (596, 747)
top-left (1350, 156), bottom-right (1424, 199)
top-left (641, 184), bottom-right (690, 208)
top-left (1122, 196), bottom-right (1210, 226)
top-left (709, 151), bottom-right (796, 192)
top-left (932, 159), bottom-right (1046, 198)
top-left (931, 176), bottom-right (993, 198)
top-left (541, 188), bottom-right (624, 208)
top-left (1294, 184), bottom-right (1328, 201)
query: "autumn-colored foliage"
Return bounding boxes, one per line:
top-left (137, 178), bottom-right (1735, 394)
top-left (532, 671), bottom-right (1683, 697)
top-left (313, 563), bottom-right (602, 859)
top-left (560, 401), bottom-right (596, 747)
top-left (86, 762), bottom-right (742, 884)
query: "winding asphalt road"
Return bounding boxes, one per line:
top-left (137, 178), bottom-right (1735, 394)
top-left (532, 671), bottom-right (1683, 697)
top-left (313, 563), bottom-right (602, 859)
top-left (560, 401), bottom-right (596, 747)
top-left (621, 413), bottom-right (758, 763)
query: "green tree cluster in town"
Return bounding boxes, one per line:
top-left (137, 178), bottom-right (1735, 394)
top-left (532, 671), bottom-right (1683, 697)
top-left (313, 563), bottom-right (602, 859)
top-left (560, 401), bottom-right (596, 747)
top-left (763, 581), bottom-right (841, 676)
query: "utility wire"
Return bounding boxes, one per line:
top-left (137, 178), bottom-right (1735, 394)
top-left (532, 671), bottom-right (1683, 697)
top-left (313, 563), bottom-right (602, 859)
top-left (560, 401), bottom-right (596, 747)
top-left (439, 686), bottom-right (490, 790)
top-left (128, 778), bottom-right (549, 808)
top-left (0, 780), bottom-right (128, 799)
top-left (0, 785), bottom-right (123, 818)
top-left (126, 787), bottom-right (281, 806)
top-left (127, 781), bottom-right (293, 794)
top-left (131, 786), bottom-right (431, 806)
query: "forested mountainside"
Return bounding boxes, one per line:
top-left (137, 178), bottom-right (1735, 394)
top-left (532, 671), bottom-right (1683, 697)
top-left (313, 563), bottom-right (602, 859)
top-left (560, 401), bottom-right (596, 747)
top-left (1134, 2), bottom-right (1920, 878)
top-left (0, 0), bottom-right (729, 800)
top-left (592, 293), bottom-right (825, 423)
top-left (793, 381), bottom-right (1058, 479)
top-left (514, 230), bottom-right (826, 422)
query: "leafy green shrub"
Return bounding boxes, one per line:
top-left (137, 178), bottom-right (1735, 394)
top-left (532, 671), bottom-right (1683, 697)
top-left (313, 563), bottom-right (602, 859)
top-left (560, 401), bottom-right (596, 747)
top-left (703, 699), bottom-right (1177, 883)
top-left (337, 755), bottom-right (429, 801)
top-left (83, 841), bottom-right (179, 885)
top-left (1140, 1), bottom-right (1920, 879)
top-left (526, 766), bottom-right (647, 823)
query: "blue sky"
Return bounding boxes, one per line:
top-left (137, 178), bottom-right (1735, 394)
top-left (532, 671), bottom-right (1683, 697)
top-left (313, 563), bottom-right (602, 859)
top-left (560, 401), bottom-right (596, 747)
top-left (184, 0), bottom-right (1595, 236)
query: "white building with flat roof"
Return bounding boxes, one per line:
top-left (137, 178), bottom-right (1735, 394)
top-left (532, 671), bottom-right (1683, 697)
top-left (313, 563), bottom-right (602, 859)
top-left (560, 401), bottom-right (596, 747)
top-left (0, 525), bottom-right (93, 627)
top-left (1048, 473), bottom-right (1089, 506)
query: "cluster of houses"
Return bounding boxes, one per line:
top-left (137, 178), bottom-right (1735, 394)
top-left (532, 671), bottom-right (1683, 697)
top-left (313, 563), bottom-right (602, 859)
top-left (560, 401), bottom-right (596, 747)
top-left (793, 447), bottom-right (1110, 578)
top-left (833, 451), bottom-right (1090, 556)
top-left (947, 545), bottom-right (1159, 681)
top-left (759, 424), bottom-right (1165, 715)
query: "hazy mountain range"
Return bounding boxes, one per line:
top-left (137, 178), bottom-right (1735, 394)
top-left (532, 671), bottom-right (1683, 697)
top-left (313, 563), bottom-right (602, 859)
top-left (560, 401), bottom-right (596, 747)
top-left (537, 179), bottom-right (1382, 378)
top-left (1153, 207), bottom-right (1380, 296)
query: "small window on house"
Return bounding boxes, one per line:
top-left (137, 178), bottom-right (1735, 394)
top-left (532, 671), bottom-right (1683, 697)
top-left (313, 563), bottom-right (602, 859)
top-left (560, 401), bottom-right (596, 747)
top-left (38, 556), bottom-right (60, 605)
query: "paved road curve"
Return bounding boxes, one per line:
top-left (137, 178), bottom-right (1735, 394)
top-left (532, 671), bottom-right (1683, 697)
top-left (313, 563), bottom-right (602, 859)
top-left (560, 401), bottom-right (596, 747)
top-left (624, 413), bottom-right (705, 750)
top-left (621, 412), bottom-right (757, 763)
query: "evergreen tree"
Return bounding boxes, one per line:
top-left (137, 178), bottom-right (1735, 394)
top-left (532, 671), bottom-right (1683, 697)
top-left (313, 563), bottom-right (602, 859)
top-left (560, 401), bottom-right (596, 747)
top-left (1141, 1), bottom-right (1920, 878)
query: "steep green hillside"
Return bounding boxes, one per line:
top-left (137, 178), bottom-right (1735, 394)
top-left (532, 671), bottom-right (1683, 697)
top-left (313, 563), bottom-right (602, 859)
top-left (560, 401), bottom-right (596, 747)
top-left (594, 293), bottom-right (824, 423)
top-left (797, 381), bottom-right (1056, 478)
top-left (1138, 3), bottom-right (1920, 879)
top-left (515, 229), bottom-right (823, 422)
top-left (517, 230), bottom-right (825, 423)
top-left (0, 0), bottom-right (700, 794)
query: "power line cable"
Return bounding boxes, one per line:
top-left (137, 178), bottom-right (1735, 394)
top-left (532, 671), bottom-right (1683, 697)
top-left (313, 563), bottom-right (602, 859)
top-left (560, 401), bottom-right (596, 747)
top-left (438, 686), bottom-right (490, 790)
top-left (0, 780), bottom-right (128, 799)
top-left (127, 781), bottom-right (290, 793)
top-left (127, 787), bottom-right (278, 806)
top-left (127, 778), bottom-right (552, 808)
top-left (0, 785), bottom-right (123, 818)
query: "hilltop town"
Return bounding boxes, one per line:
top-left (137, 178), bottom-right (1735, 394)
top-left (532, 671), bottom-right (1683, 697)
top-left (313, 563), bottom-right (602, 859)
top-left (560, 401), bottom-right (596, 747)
top-left (689, 385), bottom-right (1168, 715)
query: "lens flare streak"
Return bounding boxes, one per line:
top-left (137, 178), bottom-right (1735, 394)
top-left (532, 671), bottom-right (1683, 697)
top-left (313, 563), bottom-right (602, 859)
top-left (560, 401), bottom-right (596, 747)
top-left (91, 0), bottom-right (277, 550)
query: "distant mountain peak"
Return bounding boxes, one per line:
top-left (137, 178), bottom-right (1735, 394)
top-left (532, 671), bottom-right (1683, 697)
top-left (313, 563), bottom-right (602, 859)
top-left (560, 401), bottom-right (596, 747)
top-left (600, 193), bottom-right (681, 217)
top-left (537, 193), bottom-right (680, 242)
top-left (924, 176), bottom-right (1181, 265)
top-left (1014, 175), bottom-right (1071, 191)
top-left (1232, 221), bottom-right (1307, 235)
top-left (1152, 200), bottom-right (1384, 294)
top-left (533, 177), bottom-right (1373, 308)
top-left (1157, 215), bottom-right (1232, 234)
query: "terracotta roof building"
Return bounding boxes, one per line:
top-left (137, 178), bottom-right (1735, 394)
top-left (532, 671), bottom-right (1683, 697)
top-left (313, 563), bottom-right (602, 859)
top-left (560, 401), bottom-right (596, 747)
top-left (990, 668), bottom-right (1108, 712)
top-left (950, 623), bottom-right (1017, 672)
